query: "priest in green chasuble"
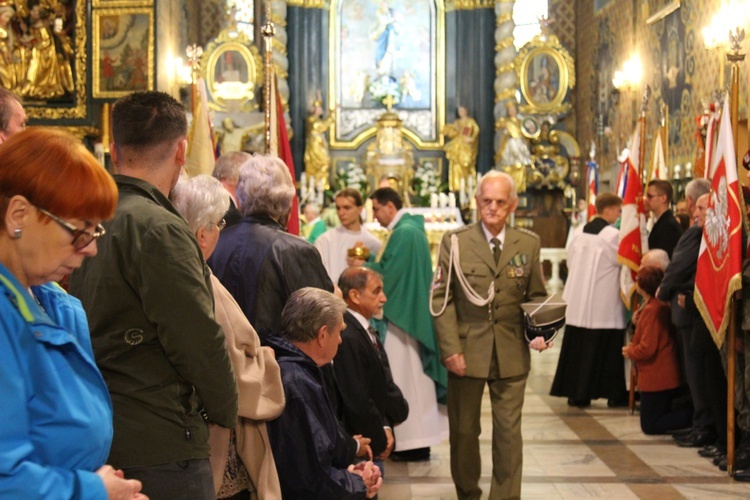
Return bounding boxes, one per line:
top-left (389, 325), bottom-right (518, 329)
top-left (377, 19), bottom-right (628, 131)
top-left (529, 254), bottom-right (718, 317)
top-left (353, 187), bottom-right (448, 460)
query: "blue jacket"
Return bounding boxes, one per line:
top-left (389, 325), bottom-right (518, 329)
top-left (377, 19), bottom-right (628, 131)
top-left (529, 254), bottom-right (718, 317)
top-left (0, 263), bottom-right (113, 499)
top-left (265, 332), bottom-right (367, 499)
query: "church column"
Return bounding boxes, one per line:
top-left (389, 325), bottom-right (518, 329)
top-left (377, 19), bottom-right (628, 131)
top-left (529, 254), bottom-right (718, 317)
top-left (448, 1), bottom-right (496, 173)
top-left (286, 1), bottom-right (328, 176)
top-left (493, 0), bottom-right (516, 168)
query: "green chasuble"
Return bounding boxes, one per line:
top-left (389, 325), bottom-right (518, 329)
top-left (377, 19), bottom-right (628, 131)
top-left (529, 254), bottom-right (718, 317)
top-left (366, 213), bottom-right (447, 402)
top-left (302, 219), bottom-right (327, 244)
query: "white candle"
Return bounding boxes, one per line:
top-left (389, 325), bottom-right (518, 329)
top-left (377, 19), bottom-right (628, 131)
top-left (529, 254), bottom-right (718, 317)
top-left (317, 179), bottom-right (324, 205)
top-left (438, 193), bottom-right (447, 209)
top-left (448, 192), bottom-right (456, 209)
top-left (430, 193), bottom-right (438, 209)
top-left (300, 172), bottom-right (307, 201)
top-left (459, 178), bottom-right (466, 206)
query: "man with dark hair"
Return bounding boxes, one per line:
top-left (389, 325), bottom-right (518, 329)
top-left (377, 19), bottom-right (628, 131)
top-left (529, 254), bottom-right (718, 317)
top-left (551, 192), bottom-right (628, 408)
top-left (334, 267), bottom-right (409, 460)
top-left (266, 287), bottom-right (383, 499)
top-left (213, 150), bottom-right (251, 228)
top-left (646, 179), bottom-right (682, 258)
top-left (354, 187), bottom-right (447, 462)
top-left (70, 91), bottom-right (238, 499)
top-left (209, 154), bottom-right (333, 336)
top-left (315, 188), bottom-right (382, 283)
top-left (0, 88), bottom-right (25, 143)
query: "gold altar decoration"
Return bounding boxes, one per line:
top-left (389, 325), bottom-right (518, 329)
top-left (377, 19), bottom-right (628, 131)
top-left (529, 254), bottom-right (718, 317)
top-left (515, 31), bottom-right (575, 116)
top-left (201, 23), bottom-right (263, 113)
top-left (526, 121), bottom-right (572, 190)
top-left (304, 100), bottom-right (335, 190)
top-left (442, 106), bottom-right (479, 192)
top-left (364, 96), bottom-right (415, 204)
top-left (0, 0), bottom-right (86, 119)
top-left (496, 100), bottom-right (532, 193)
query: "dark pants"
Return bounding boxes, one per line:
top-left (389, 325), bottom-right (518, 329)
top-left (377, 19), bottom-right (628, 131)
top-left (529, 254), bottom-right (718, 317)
top-left (692, 319), bottom-right (728, 442)
top-left (640, 388), bottom-right (693, 435)
top-left (676, 322), bottom-right (714, 431)
top-left (123, 458), bottom-right (214, 500)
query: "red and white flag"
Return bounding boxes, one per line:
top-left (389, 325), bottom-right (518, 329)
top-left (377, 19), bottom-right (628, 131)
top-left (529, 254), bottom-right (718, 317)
top-left (269, 73), bottom-right (300, 236)
top-left (617, 126), bottom-right (649, 308)
top-left (694, 98), bottom-right (743, 347)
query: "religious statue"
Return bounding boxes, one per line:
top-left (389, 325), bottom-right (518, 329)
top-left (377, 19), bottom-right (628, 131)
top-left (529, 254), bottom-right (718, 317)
top-left (496, 100), bottom-right (532, 193)
top-left (0, 4), bottom-right (23, 92)
top-left (441, 106), bottom-right (479, 192)
top-left (370, 0), bottom-right (400, 75)
top-left (528, 120), bottom-right (570, 189)
top-left (304, 100), bottom-right (335, 190)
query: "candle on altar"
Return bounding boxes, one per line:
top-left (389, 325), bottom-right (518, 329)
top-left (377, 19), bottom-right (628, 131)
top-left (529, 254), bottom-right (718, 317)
top-left (430, 193), bottom-right (438, 209)
top-left (459, 178), bottom-right (466, 206)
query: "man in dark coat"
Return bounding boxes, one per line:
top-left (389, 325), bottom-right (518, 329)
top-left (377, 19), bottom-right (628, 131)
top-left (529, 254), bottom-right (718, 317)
top-left (334, 267), bottom-right (409, 459)
top-left (646, 179), bottom-right (683, 258)
top-left (209, 154), bottom-right (333, 336)
top-left (266, 288), bottom-right (382, 499)
top-left (212, 150), bottom-right (249, 228)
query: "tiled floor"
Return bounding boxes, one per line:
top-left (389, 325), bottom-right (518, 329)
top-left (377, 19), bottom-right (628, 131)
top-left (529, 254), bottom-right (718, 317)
top-left (379, 331), bottom-right (750, 499)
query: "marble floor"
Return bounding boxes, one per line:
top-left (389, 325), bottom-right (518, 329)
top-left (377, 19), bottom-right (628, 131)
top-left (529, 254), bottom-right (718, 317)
top-left (379, 332), bottom-right (750, 499)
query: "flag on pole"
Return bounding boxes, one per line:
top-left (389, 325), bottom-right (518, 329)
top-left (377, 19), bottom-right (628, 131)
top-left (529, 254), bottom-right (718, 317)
top-left (269, 73), bottom-right (300, 236)
top-left (186, 77), bottom-right (215, 177)
top-left (704, 102), bottom-right (720, 179)
top-left (586, 160), bottom-right (598, 222)
top-left (617, 126), bottom-right (649, 308)
top-left (649, 131), bottom-right (668, 181)
top-left (694, 98), bottom-right (743, 347)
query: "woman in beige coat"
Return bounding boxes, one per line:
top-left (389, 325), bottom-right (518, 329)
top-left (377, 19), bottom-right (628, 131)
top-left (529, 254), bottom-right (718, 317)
top-left (172, 174), bottom-right (285, 500)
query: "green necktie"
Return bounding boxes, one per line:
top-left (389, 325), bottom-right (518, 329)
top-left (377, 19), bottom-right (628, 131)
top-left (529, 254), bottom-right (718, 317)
top-left (491, 238), bottom-right (502, 264)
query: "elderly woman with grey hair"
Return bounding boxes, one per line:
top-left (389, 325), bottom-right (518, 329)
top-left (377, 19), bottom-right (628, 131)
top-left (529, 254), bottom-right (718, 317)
top-left (208, 154), bottom-right (333, 336)
top-left (265, 287), bottom-right (383, 499)
top-left (171, 175), bottom-right (285, 500)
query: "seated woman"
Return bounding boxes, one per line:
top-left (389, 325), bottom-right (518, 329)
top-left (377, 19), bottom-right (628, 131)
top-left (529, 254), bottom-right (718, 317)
top-left (171, 174), bottom-right (285, 500)
top-left (623, 266), bottom-right (692, 435)
top-left (0, 128), bottom-right (145, 498)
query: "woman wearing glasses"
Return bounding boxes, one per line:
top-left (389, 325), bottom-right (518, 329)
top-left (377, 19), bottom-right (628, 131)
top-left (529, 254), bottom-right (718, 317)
top-left (0, 128), bottom-right (145, 499)
top-left (171, 175), bottom-right (285, 500)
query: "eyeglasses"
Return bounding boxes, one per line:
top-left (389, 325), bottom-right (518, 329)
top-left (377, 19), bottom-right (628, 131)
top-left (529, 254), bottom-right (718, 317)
top-left (216, 218), bottom-right (226, 231)
top-left (36, 206), bottom-right (106, 251)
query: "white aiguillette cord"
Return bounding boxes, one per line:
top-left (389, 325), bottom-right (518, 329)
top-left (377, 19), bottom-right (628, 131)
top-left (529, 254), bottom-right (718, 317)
top-left (430, 233), bottom-right (494, 317)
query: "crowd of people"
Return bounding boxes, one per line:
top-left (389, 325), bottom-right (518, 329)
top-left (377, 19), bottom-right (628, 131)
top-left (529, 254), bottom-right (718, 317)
top-left (553, 177), bottom-right (750, 483)
top-left (0, 87), bottom-right (555, 500)
top-left (10, 81), bottom-right (744, 499)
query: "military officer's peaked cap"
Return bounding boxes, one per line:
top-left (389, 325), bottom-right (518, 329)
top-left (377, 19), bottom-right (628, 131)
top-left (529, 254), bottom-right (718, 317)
top-left (521, 293), bottom-right (566, 344)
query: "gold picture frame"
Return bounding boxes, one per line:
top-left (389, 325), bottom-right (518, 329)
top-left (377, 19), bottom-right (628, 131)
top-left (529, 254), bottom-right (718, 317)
top-left (92, 0), bottom-right (153, 7)
top-left (92, 7), bottom-right (155, 99)
top-left (201, 27), bottom-right (263, 113)
top-left (19, 0), bottom-right (87, 120)
top-left (516, 34), bottom-right (575, 116)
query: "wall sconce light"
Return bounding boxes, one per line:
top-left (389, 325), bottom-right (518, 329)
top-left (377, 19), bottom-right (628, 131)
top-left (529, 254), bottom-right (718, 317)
top-left (168, 56), bottom-right (193, 86)
top-left (612, 55), bottom-right (643, 92)
top-left (703, 1), bottom-right (750, 50)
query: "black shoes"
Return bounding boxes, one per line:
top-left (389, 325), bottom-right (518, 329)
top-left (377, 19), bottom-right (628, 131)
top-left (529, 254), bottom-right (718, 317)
top-left (675, 430), bottom-right (717, 448)
top-left (699, 444), bottom-right (727, 458)
top-left (390, 447), bottom-right (431, 462)
top-left (567, 398), bottom-right (591, 408)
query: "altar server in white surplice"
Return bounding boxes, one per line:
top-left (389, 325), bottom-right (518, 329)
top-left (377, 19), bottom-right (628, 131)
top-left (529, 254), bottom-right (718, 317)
top-left (551, 192), bottom-right (629, 408)
top-left (315, 188), bottom-right (382, 284)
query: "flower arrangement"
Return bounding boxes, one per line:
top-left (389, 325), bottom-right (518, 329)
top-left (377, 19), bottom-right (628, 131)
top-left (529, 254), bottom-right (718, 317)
top-left (412, 162), bottom-right (445, 207)
top-left (368, 75), bottom-right (401, 107)
top-left (333, 162), bottom-right (370, 200)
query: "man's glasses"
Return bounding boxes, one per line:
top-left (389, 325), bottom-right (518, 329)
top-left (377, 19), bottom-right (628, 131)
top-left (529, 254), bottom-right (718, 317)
top-left (36, 206), bottom-right (106, 251)
top-left (216, 218), bottom-right (226, 231)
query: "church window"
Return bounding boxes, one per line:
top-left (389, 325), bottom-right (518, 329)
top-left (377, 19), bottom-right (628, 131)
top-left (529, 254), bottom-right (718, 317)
top-left (512, 0), bottom-right (548, 50)
top-left (228, 0), bottom-right (254, 42)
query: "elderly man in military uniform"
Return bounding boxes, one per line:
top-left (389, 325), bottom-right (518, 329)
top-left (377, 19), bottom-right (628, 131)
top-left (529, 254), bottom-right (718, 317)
top-left (431, 170), bottom-right (550, 500)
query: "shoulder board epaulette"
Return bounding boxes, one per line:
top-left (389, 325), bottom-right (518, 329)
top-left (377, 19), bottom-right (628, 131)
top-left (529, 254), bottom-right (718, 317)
top-left (515, 227), bottom-right (540, 240)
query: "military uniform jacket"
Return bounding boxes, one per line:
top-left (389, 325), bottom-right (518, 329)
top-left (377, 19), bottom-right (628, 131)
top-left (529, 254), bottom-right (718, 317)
top-left (431, 223), bottom-right (547, 379)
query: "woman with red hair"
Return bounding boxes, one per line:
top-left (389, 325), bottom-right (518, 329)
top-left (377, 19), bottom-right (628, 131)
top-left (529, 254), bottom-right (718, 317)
top-left (0, 128), bottom-right (145, 498)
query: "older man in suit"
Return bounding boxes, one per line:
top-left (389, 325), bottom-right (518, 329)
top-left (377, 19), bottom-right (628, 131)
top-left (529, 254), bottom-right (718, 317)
top-left (431, 171), bottom-right (549, 500)
top-left (334, 267), bottom-right (409, 460)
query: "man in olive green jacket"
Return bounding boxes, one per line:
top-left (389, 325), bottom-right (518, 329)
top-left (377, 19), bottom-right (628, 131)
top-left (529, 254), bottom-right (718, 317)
top-left (69, 92), bottom-right (237, 499)
top-left (431, 171), bottom-right (549, 500)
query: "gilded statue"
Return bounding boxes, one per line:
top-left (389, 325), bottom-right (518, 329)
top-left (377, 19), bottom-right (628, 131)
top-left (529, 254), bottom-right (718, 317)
top-left (304, 100), bottom-right (335, 190)
top-left (496, 100), bottom-right (532, 193)
top-left (0, 0), bottom-right (73, 99)
top-left (441, 106), bottom-right (479, 192)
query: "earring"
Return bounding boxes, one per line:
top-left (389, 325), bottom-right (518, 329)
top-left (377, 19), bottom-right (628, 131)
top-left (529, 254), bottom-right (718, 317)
top-left (12, 228), bottom-right (21, 239)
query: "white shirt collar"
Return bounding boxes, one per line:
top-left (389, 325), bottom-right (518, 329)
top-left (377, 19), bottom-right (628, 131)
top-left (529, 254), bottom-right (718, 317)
top-left (481, 222), bottom-right (506, 247)
top-left (386, 208), bottom-right (407, 231)
top-left (347, 308), bottom-right (376, 340)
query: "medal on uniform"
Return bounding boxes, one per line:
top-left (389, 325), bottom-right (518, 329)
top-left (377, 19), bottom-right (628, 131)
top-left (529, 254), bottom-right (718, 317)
top-left (520, 253), bottom-right (528, 265)
top-left (515, 267), bottom-right (524, 277)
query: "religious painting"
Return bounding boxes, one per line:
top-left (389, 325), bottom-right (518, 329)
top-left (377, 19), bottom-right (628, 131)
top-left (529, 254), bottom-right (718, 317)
top-left (93, 8), bottom-right (154, 99)
top-left (0, 0), bottom-right (87, 119)
top-left (590, 16), bottom-right (616, 155)
top-left (329, 0), bottom-right (444, 149)
top-left (516, 34), bottom-right (574, 116)
top-left (201, 26), bottom-right (262, 113)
